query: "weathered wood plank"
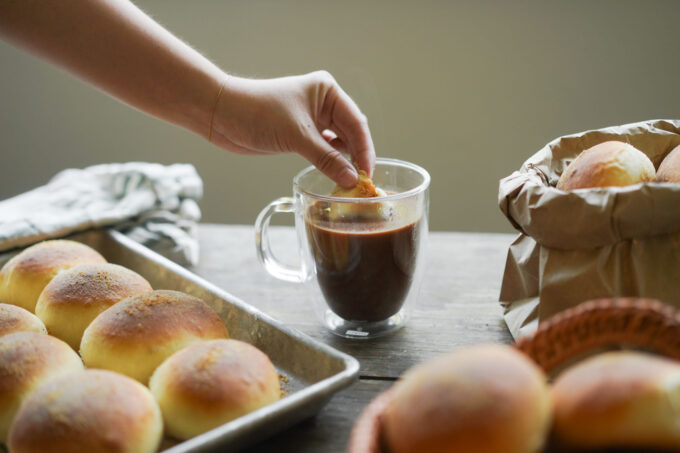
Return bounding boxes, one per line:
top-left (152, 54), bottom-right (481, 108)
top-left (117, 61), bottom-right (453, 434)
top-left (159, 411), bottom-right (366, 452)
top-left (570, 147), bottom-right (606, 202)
top-left (249, 379), bottom-right (393, 453)
top-left (191, 224), bottom-right (517, 453)
top-left (193, 225), bottom-right (515, 378)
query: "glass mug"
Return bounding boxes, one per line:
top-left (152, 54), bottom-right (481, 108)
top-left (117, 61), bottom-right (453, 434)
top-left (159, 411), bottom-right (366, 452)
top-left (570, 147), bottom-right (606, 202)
top-left (255, 158), bottom-right (430, 339)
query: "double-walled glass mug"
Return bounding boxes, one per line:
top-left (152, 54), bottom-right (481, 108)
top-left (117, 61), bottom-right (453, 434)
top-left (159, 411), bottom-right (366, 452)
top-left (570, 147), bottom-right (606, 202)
top-left (255, 158), bottom-right (430, 339)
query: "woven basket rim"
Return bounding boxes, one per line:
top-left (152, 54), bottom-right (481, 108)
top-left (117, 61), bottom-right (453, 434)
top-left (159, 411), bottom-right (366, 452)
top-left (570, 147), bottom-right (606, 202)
top-left (516, 297), bottom-right (680, 373)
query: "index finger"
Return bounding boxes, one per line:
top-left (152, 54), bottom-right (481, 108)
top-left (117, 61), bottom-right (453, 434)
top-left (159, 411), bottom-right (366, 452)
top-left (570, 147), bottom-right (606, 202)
top-left (329, 85), bottom-right (376, 176)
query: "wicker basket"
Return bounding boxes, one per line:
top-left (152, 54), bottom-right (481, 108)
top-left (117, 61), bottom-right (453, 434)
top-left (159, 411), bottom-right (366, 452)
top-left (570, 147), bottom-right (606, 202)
top-left (347, 298), bottom-right (680, 453)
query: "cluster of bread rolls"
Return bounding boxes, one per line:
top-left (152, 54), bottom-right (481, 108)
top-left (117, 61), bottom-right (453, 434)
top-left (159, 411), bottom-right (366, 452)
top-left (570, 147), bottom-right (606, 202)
top-left (382, 344), bottom-right (680, 453)
top-left (557, 141), bottom-right (680, 190)
top-left (0, 239), bottom-right (280, 452)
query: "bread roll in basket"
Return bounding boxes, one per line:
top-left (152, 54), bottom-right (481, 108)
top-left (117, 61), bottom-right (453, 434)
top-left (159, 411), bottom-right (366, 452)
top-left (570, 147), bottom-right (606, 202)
top-left (498, 119), bottom-right (680, 339)
top-left (348, 298), bottom-right (680, 453)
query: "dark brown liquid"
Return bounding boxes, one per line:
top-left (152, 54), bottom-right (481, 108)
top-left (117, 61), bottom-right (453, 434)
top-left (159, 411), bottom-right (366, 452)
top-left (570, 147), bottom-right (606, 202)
top-left (305, 204), bottom-right (420, 322)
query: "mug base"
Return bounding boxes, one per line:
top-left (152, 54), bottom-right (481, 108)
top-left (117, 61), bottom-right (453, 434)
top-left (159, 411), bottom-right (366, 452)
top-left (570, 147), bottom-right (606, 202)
top-left (323, 309), bottom-right (407, 339)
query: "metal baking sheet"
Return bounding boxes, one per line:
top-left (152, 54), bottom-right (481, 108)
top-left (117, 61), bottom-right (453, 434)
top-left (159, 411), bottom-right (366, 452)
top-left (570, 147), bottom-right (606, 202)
top-left (0, 229), bottom-right (359, 453)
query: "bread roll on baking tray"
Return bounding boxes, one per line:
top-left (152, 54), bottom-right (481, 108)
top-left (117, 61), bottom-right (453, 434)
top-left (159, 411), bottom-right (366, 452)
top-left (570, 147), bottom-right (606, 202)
top-left (383, 344), bottom-right (551, 453)
top-left (80, 289), bottom-right (228, 383)
top-left (8, 369), bottom-right (162, 453)
top-left (0, 332), bottom-right (83, 443)
top-left (551, 351), bottom-right (680, 450)
top-left (0, 240), bottom-right (106, 313)
top-left (35, 263), bottom-right (152, 349)
top-left (657, 144), bottom-right (680, 182)
top-left (0, 303), bottom-right (47, 337)
top-left (149, 339), bottom-right (280, 440)
top-left (557, 141), bottom-right (656, 190)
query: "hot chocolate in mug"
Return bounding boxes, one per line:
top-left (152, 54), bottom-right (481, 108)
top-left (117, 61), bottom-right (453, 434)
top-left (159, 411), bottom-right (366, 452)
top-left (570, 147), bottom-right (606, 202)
top-left (255, 158), bottom-right (430, 339)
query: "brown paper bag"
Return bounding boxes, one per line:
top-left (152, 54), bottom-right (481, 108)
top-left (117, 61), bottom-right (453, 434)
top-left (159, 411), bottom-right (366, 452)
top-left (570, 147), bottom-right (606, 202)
top-left (498, 119), bottom-right (680, 339)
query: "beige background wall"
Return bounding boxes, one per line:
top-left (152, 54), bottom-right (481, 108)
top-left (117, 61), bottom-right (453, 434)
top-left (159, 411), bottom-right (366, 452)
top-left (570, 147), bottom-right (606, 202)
top-left (1, 0), bottom-right (679, 233)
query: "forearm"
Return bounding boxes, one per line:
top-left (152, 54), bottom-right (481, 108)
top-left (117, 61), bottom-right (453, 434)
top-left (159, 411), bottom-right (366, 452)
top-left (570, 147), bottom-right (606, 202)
top-left (0, 0), bottom-right (375, 186)
top-left (0, 0), bottom-right (224, 138)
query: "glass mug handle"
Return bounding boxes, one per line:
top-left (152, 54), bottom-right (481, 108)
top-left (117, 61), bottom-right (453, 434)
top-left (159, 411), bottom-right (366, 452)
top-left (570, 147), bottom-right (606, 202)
top-left (254, 196), bottom-right (305, 283)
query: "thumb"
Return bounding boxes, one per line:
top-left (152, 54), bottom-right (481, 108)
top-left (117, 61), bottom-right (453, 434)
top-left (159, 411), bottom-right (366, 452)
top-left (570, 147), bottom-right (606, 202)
top-left (298, 136), bottom-right (358, 189)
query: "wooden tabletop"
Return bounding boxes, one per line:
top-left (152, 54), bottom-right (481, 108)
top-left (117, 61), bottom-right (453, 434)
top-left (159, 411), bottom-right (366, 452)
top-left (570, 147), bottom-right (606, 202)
top-left (190, 224), bottom-right (516, 453)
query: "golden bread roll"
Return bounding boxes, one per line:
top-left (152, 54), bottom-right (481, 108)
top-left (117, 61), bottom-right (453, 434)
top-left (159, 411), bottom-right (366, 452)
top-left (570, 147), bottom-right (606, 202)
top-left (149, 339), bottom-right (280, 440)
top-left (0, 303), bottom-right (47, 337)
top-left (327, 169), bottom-right (388, 221)
top-left (8, 369), bottom-right (162, 453)
top-left (557, 141), bottom-right (656, 190)
top-left (383, 344), bottom-right (551, 453)
top-left (551, 351), bottom-right (680, 450)
top-left (330, 170), bottom-right (384, 198)
top-left (35, 263), bottom-right (152, 349)
top-left (0, 332), bottom-right (83, 443)
top-left (0, 240), bottom-right (106, 313)
top-left (80, 289), bottom-right (228, 383)
top-left (657, 144), bottom-right (680, 182)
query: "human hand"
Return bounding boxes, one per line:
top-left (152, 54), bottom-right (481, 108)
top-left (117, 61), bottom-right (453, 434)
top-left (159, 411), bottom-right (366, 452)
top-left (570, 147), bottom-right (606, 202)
top-left (210, 71), bottom-right (375, 188)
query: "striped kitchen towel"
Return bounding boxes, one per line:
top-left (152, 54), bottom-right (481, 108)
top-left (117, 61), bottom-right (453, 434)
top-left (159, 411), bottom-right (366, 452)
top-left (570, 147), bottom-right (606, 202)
top-left (0, 162), bottom-right (202, 266)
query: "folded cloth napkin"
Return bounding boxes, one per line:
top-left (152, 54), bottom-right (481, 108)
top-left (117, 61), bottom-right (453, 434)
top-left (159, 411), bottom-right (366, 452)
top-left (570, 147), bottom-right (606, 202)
top-left (0, 162), bottom-right (202, 266)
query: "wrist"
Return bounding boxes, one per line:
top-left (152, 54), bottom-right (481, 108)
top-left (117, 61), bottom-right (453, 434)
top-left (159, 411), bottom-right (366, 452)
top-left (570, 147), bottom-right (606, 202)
top-left (208, 76), bottom-right (228, 143)
top-left (207, 75), bottom-right (256, 153)
top-left (164, 67), bottom-right (225, 141)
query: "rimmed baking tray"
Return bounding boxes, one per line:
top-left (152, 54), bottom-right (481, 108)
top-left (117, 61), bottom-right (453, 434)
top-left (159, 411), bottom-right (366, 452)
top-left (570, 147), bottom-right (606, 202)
top-left (0, 229), bottom-right (360, 453)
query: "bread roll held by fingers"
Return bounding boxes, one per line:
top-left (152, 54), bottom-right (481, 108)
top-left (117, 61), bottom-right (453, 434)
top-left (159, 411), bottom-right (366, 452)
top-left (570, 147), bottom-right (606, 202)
top-left (330, 170), bottom-right (384, 198)
top-left (0, 303), bottom-right (47, 337)
top-left (657, 144), bottom-right (680, 182)
top-left (8, 369), bottom-right (162, 453)
top-left (551, 351), bottom-right (680, 450)
top-left (383, 344), bottom-right (551, 453)
top-left (80, 289), bottom-right (228, 383)
top-left (35, 263), bottom-right (152, 349)
top-left (0, 240), bottom-right (106, 313)
top-left (149, 339), bottom-right (280, 440)
top-left (557, 141), bottom-right (656, 190)
top-left (0, 332), bottom-right (83, 443)
top-left (328, 170), bottom-right (388, 221)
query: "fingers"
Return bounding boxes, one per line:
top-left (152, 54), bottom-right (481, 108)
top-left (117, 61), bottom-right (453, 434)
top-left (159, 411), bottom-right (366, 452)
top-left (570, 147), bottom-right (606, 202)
top-left (328, 84), bottom-right (375, 176)
top-left (322, 129), bottom-right (347, 153)
top-left (298, 134), bottom-right (358, 189)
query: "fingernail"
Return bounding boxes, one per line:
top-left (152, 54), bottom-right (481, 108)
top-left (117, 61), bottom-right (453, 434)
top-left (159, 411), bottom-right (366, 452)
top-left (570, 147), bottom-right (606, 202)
top-left (338, 167), bottom-right (358, 188)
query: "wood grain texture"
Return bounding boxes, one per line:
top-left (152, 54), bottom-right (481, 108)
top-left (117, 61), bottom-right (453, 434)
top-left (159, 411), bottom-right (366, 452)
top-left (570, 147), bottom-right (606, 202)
top-left (191, 224), bottom-right (516, 452)
top-left (250, 379), bottom-right (393, 453)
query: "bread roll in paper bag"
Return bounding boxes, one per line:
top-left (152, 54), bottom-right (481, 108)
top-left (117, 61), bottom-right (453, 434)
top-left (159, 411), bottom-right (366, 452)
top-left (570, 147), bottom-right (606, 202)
top-left (498, 119), bottom-right (680, 339)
